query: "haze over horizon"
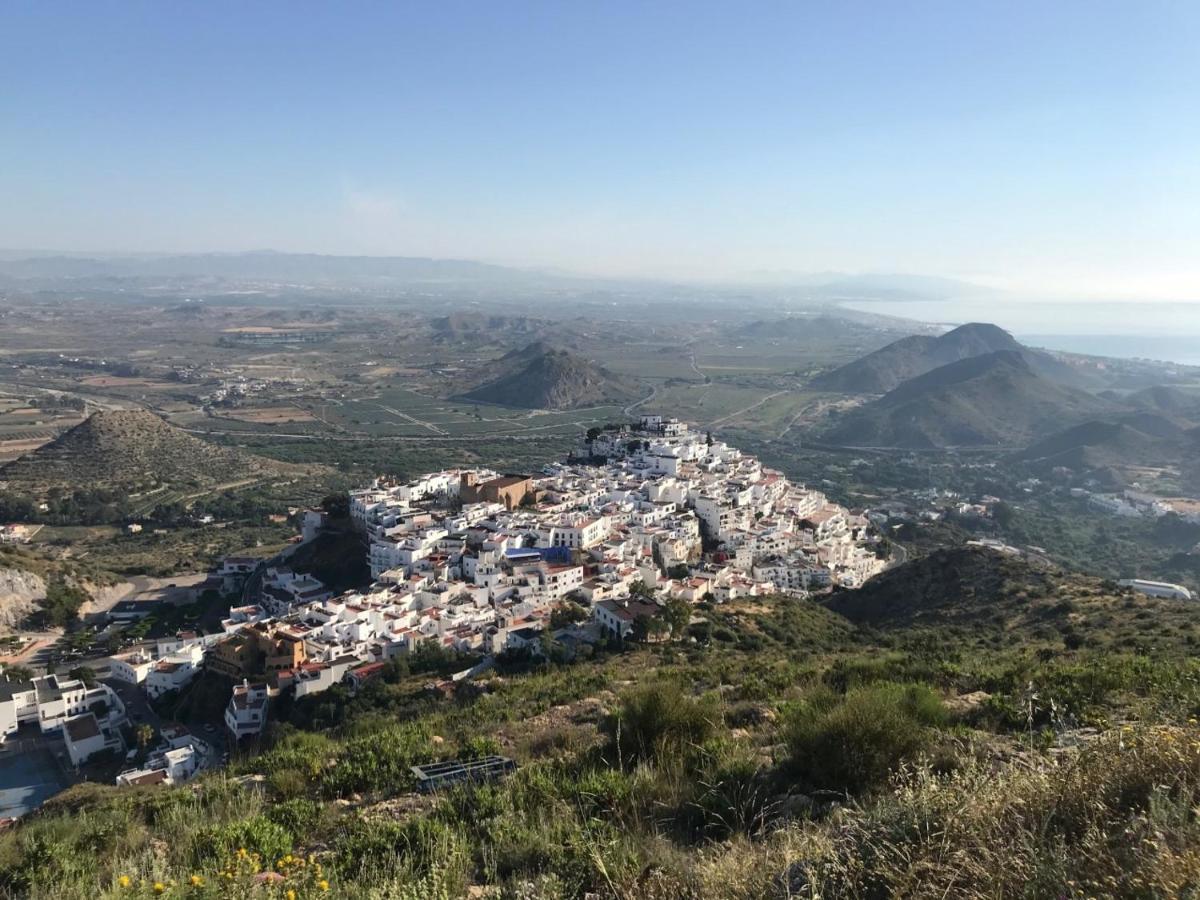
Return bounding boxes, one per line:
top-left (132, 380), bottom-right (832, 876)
top-left (3, 1), bottom-right (1199, 299)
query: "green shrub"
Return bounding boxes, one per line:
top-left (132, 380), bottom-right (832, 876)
top-left (190, 815), bottom-right (292, 868)
top-left (604, 681), bottom-right (721, 766)
top-left (782, 682), bottom-right (946, 794)
top-left (689, 752), bottom-right (775, 838)
top-left (265, 797), bottom-right (325, 838)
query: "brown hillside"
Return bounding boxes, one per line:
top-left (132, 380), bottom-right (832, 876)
top-left (0, 410), bottom-right (307, 494)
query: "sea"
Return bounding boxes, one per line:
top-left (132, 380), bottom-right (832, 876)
top-left (838, 299), bottom-right (1200, 367)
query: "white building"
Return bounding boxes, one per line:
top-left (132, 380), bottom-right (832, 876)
top-left (1118, 579), bottom-right (1194, 601)
top-left (144, 642), bottom-right (205, 699)
top-left (63, 712), bottom-right (120, 767)
top-left (109, 650), bottom-right (156, 686)
top-left (225, 681), bottom-right (269, 740)
top-left (0, 676), bottom-right (37, 742)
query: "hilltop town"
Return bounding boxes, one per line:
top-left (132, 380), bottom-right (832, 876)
top-left (232, 413), bottom-right (884, 701)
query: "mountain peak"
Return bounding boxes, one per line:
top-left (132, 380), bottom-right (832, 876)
top-left (940, 322), bottom-right (1019, 348)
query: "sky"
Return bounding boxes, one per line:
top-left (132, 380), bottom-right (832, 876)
top-left (1, 1), bottom-right (1198, 297)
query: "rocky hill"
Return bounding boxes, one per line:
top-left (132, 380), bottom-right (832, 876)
top-left (462, 343), bottom-right (643, 410)
top-left (0, 409), bottom-right (304, 495)
top-left (821, 350), bottom-right (1113, 448)
top-left (810, 322), bottom-right (1094, 393)
top-left (0, 566), bottom-right (45, 631)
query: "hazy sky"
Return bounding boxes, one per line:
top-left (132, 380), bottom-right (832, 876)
top-left (2, 1), bottom-right (1198, 297)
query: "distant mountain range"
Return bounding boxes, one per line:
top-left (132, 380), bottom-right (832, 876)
top-left (822, 348), bottom-right (1116, 448)
top-left (726, 271), bottom-right (993, 299)
top-left (461, 342), bottom-right (643, 410)
top-left (0, 250), bottom-right (998, 301)
top-left (0, 251), bottom-right (535, 286)
top-left (0, 410), bottom-right (308, 496)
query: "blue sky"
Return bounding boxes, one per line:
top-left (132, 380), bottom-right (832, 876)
top-left (1, 1), bottom-right (1198, 296)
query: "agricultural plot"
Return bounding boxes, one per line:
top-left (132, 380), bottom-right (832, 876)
top-left (650, 382), bottom-right (790, 427)
top-left (221, 406), bottom-right (321, 425)
top-left (596, 347), bottom-right (698, 380)
top-left (708, 389), bottom-right (823, 435)
top-left (0, 399), bottom-right (85, 460)
top-left (692, 351), bottom-right (803, 375)
top-left (323, 387), bottom-right (625, 437)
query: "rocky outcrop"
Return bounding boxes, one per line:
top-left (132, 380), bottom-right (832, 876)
top-left (0, 567), bottom-right (47, 631)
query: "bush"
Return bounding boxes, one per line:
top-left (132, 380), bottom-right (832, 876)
top-left (190, 815), bottom-right (292, 868)
top-left (782, 682), bottom-right (947, 794)
top-left (605, 681), bottom-right (721, 766)
top-left (689, 752), bottom-right (775, 838)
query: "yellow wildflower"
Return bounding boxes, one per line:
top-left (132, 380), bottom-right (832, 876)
top-left (287, 891), bottom-right (297, 900)
top-left (118, 875), bottom-right (132, 889)
top-left (153, 883), bottom-right (166, 895)
top-left (190, 874), bottom-right (204, 887)
top-left (319, 880), bottom-right (330, 891)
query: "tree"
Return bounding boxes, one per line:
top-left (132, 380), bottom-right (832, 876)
top-left (68, 666), bottom-right (97, 687)
top-left (321, 491), bottom-right (351, 520)
top-left (549, 600), bottom-right (590, 630)
top-left (633, 615), bottom-right (668, 643)
top-left (629, 579), bottom-right (656, 600)
top-left (37, 577), bottom-right (89, 629)
top-left (667, 563), bottom-right (690, 580)
top-left (662, 597), bottom-right (692, 640)
top-left (135, 723), bottom-right (154, 750)
top-left (991, 501), bottom-right (1015, 529)
top-left (2, 664), bottom-right (34, 682)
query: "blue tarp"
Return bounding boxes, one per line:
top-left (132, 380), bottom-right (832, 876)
top-left (503, 546), bottom-right (572, 564)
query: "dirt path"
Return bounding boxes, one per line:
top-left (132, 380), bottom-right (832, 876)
top-left (375, 403), bottom-right (447, 435)
top-left (706, 389), bottom-right (789, 428)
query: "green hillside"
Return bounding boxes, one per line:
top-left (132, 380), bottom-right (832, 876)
top-left (6, 547), bottom-right (1200, 899)
top-left (822, 350), bottom-right (1114, 448)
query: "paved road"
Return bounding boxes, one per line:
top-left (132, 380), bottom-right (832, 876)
top-left (886, 541), bottom-right (909, 569)
top-left (106, 678), bottom-right (164, 733)
top-left (623, 384), bottom-right (658, 416)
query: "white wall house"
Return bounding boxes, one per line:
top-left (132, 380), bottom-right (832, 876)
top-left (225, 681), bottom-right (269, 740)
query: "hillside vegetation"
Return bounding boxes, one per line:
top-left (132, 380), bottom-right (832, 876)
top-left (822, 350), bottom-right (1114, 448)
top-left (809, 322), bottom-right (1094, 393)
top-left (5, 547), bottom-right (1200, 898)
